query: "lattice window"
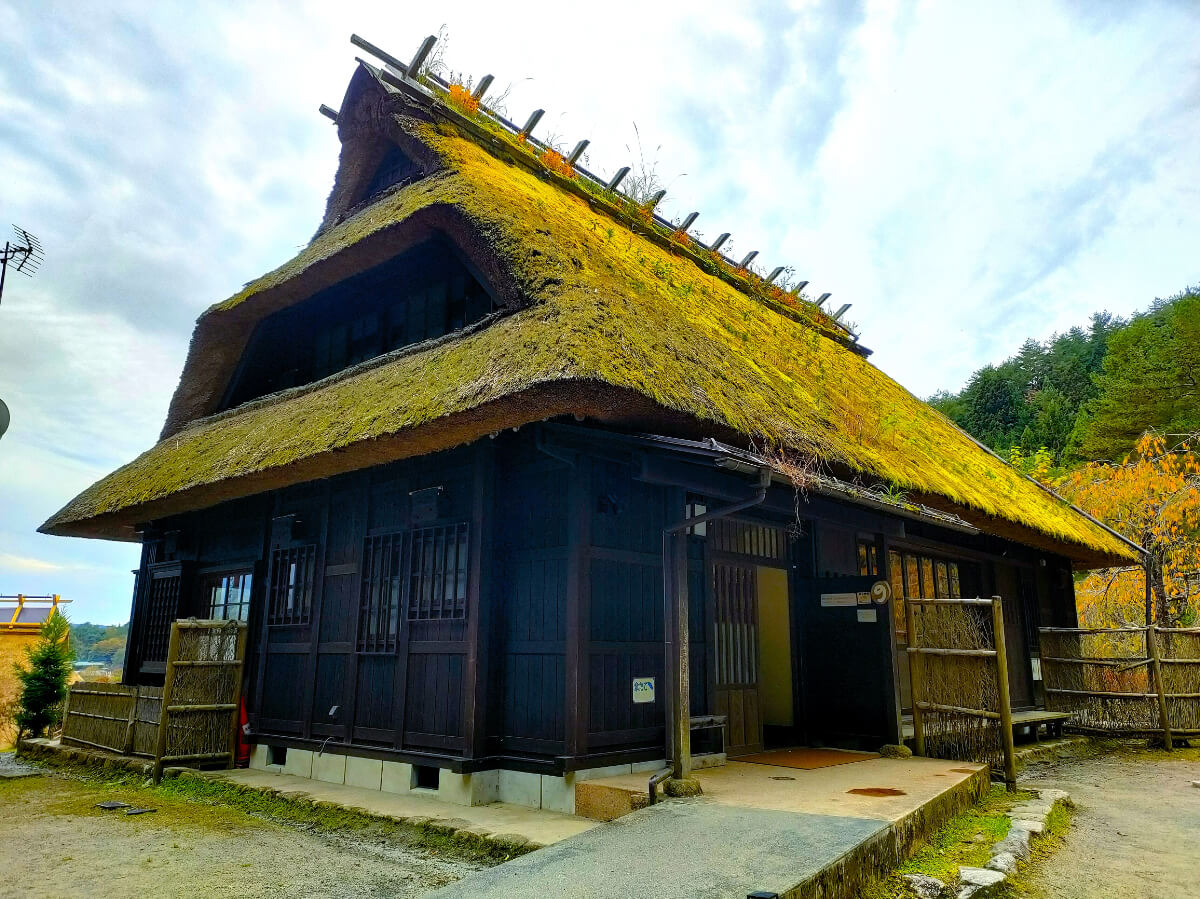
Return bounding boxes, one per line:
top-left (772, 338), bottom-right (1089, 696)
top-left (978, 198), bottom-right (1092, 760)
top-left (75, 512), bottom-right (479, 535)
top-left (714, 563), bottom-right (757, 687)
top-left (268, 544), bottom-right (317, 626)
top-left (359, 532), bottom-right (406, 652)
top-left (364, 145), bottom-right (422, 200)
top-left (709, 519), bottom-right (787, 561)
top-left (407, 523), bottom-right (470, 621)
top-left (143, 564), bottom-right (182, 665)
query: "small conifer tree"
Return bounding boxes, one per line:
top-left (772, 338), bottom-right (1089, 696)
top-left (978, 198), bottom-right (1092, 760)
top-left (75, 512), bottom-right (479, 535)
top-left (14, 610), bottom-right (74, 737)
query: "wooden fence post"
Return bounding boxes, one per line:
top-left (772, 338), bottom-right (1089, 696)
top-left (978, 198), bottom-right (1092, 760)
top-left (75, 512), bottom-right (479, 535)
top-left (227, 623), bottom-right (248, 769)
top-left (904, 594), bottom-right (925, 757)
top-left (990, 597), bottom-right (1018, 790)
top-left (1147, 625), bottom-right (1174, 751)
top-left (122, 686), bottom-right (140, 755)
top-left (151, 622), bottom-right (182, 784)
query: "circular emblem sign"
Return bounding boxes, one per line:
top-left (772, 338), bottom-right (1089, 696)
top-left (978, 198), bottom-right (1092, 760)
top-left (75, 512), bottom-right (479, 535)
top-left (871, 580), bottom-right (892, 604)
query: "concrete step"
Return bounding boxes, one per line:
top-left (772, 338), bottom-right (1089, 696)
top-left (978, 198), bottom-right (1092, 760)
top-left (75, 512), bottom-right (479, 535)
top-left (574, 780), bottom-right (649, 822)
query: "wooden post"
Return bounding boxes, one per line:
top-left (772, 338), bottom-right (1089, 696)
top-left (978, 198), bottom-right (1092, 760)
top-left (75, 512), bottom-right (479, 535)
top-left (122, 686), bottom-right (140, 755)
top-left (1147, 625), bottom-right (1174, 751)
top-left (904, 594), bottom-right (925, 757)
top-left (990, 596), bottom-right (1018, 790)
top-left (151, 622), bottom-right (182, 784)
top-left (227, 623), bottom-right (249, 768)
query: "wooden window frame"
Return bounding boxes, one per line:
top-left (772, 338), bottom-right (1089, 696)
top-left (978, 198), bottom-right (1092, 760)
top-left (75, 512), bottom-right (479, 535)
top-left (267, 544), bottom-right (317, 627)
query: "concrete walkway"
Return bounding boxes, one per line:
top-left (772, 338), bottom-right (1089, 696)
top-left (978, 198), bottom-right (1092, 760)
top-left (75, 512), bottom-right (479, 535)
top-left (432, 755), bottom-right (988, 899)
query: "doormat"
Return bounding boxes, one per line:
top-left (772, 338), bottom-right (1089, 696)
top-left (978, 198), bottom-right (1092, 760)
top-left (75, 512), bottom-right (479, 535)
top-left (736, 748), bottom-right (879, 770)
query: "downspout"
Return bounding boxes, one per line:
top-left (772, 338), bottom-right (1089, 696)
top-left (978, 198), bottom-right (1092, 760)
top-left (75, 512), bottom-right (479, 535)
top-left (659, 465), bottom-right (772, 787)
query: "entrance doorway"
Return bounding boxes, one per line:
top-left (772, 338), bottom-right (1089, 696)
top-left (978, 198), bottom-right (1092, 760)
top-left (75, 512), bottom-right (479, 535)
top-left (709, 556), bottom-right (796, 756)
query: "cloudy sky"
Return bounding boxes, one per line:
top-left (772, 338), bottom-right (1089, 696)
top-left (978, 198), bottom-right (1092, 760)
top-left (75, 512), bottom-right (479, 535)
top-left (1, 0), bottom-right (1197, 624)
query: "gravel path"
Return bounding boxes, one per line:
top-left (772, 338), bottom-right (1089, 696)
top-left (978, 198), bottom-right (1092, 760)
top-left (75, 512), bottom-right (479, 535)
top-left (0, 762), bottom-right (486, 898)
top-left (1018, 744), bottom-right (1200, 898)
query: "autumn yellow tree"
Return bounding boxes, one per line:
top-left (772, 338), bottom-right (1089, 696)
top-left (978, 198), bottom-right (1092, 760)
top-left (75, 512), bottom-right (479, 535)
top-left (1056, 432), bottom-right (1200, 626)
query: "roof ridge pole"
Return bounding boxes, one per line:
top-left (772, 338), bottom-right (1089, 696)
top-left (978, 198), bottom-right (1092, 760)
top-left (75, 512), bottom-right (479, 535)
top-left (676, 212), bottom-right (699, 233)
top-left (709, 233), bottom-right (730, 252)
top-left (765, 266), bottom-right (784, 285)
top-left (405, 35), bottom-right (438, 83)
top-left (350, 34), bottom-right (408, 74)
top-left (738, 250), bottom-right (758, 269)
top-left (790, 280), bottom-right (809, 295)
top-left (816, 292), bottom-right (831, 307)
top-left (833, 303), bottom-right (852, 321)
top-left (645, 189), bottom-right (667, 212)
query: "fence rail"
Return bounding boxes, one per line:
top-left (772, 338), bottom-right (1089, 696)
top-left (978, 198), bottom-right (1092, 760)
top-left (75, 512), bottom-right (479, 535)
top-left (61, 619), bottom-right (247, 780)
top-left (1040, 626), bottom-right (1200, 748)
top-left (906, 595), bottom-right (1016, 787)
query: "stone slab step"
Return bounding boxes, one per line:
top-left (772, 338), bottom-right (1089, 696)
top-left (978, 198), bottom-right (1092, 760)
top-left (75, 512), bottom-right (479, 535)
top-left (574, 780), bottom-right (649, 822)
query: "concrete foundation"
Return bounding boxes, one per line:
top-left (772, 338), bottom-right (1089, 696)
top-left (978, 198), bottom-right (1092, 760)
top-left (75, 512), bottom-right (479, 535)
top-left (247, 742), bottom-right (665, 811)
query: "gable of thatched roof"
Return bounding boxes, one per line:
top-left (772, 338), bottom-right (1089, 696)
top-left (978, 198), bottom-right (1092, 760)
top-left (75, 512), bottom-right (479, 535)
top-left (41, 59), bottom-right (1140, 568)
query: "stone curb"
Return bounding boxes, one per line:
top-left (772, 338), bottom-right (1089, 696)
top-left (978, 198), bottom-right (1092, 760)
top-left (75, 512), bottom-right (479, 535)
top-left (16, 737), bottom-right (537, 859)
top-left (903, 787), bottom-right (1072, 899)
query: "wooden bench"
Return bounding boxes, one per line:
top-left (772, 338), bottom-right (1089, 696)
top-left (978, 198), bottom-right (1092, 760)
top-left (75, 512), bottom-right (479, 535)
top-left (902, 708), bottom-right (1072, 744)
top-left (1010, 709), bottom-right (1071, 742)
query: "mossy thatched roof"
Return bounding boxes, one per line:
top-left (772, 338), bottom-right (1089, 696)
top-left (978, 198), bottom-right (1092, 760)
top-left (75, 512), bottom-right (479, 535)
top-left (41, 73), bottom-right (1138, 567)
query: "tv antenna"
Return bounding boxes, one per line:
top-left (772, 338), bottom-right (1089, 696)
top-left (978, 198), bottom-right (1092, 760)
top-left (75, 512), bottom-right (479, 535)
top-left (0, 225), bottom-right (44, 305)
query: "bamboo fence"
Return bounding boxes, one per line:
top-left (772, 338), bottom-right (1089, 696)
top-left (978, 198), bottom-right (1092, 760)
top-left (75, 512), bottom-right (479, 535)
top-left (906, 596), bottom-right (1017, 787)
top-left (1040, 625), bottom-right (1200, 748)
top-left (62, 618), bottom-right (247, 781)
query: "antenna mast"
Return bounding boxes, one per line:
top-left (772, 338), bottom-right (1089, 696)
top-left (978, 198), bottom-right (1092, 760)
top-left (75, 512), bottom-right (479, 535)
top-left (0, 225), bottom-right (43, 305)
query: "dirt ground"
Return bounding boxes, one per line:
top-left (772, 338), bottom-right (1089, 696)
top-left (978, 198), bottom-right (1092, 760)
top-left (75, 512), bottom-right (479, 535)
top-left (0, 760), bottom-right (485, 899)
top-left (1016, 743), bottom-right (1200, 898)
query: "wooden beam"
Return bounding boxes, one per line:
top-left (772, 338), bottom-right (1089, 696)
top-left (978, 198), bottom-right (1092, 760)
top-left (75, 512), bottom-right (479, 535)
top-left (406, 35), bottom-right (438, 82)
top-left (567, 140), bottom-right (589, 165)
top-left (318, 104), bottom-right (339, 123)
top-left (606, 166), bottom-right (630, 190)
top-left (471, 74), bottom-right (494, 101)
top-left (519, 109), bottom-right (545, 138)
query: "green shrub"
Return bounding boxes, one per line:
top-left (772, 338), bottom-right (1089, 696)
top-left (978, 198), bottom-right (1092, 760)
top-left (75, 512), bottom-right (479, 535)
top-left (14, 610), bottom-right (74, 737)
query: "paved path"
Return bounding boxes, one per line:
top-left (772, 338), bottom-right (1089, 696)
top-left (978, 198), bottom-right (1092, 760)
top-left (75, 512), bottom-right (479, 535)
top-left (430, 797), bottom-right (888, 899)
top-left (1020, 746), bottom-right (1200, 898)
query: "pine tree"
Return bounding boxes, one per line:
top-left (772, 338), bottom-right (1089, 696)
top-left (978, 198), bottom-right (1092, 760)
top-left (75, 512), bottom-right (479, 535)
top-left (14, 610), bottom-right (74, 737)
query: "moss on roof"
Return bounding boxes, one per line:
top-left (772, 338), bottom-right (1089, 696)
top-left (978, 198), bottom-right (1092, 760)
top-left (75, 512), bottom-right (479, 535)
top-left (42, 118), bottom-right (1136, 564)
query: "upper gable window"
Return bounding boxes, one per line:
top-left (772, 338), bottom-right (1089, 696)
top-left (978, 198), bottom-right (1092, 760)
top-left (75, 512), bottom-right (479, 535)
top-left (364, 145), bottom-right (422, 201)
top-left (223, 238), bottom-right (495, 410)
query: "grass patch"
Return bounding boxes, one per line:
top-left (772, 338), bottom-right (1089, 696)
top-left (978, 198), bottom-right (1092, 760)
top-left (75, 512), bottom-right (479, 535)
top-left (859, 785), bottom-right (1035, 898)
top-left (14, 758), bottom-right (520, 864)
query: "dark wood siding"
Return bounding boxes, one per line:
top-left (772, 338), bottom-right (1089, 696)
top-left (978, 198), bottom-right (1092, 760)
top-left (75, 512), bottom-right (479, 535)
top-left (488, 450), bottom-right (571, 756)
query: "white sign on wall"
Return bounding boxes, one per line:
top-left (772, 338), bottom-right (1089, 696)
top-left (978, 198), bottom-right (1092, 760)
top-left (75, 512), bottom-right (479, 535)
top-left (632, 677), bottom-right (656, 704)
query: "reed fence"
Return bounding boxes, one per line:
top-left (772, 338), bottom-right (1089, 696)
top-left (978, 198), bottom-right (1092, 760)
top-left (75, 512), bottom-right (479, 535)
top-left (1040, 626), bottom-right (1200, 748)
top-left (906, 596), bottom-right (1016, 787)
top-left (62, 618), bottom-right (247, 781)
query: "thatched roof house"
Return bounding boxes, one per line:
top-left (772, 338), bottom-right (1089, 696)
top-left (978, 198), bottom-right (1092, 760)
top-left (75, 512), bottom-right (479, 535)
top-left (41, 39), bottom-right (1138, 807)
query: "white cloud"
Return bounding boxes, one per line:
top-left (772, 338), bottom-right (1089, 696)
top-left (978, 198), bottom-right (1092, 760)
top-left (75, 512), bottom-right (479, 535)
top-left (0, 0), bottom-right (1197, 622)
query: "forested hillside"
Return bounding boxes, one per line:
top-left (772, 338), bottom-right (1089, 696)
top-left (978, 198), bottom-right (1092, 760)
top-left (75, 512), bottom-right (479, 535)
top-left (930, 286), bottom-right (1200, 626)
top-left (930, 286), bottom-right (1200, 466)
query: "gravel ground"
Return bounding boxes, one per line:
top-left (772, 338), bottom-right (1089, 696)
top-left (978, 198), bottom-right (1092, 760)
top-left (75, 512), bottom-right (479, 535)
top-left (0, 759), bottom-right (486, 898)
top-left (1017, 743), bottom-right (1200, 898)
